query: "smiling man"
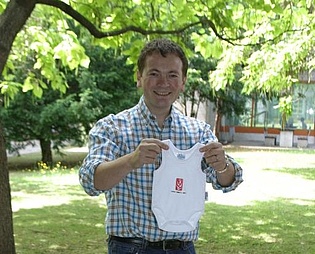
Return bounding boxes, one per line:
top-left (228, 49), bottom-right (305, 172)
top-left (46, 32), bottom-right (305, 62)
top-left (79, 38), bottom-right (243, 254)
top-left (136, 45), bottom-right (186, 127)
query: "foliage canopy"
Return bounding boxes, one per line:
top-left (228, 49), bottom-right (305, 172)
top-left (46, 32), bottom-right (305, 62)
top-left (1, 0), bottom-right (315, 102)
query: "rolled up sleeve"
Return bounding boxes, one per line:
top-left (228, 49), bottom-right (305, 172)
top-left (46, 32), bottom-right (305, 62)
top-left (79, 158), bottom-right (104, 196)
top-left (204, 155), bottom-right (244, 193)
top-left (79, 117), bottom-right (119, 196)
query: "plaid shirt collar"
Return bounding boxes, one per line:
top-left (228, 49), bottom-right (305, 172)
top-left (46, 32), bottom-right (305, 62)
top-left (137, 95), bottom-right (174, 127)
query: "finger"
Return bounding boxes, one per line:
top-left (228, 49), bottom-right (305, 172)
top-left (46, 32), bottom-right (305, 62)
top-left (201, 145), bottom-right (225, 165)
top-left (199, 141), bottom-right (222, 152)
top-left (138, 143), bottom-right (160, 155)
top-left (141, 138), bottom-right (169, 150)
top-left (207, 154), bottom-right (219, 164)
top-left (132, 145), bottom-right (161, 167)
top-left (201, 146), bottom-right (224, 158)
top-left (144, 150), bottom-right (161, 161)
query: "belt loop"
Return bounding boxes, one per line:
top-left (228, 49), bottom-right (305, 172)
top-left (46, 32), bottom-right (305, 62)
top-left (162, 240), bottom-right (166, 251)
top-left (142, 238), bottom-right (148, 249)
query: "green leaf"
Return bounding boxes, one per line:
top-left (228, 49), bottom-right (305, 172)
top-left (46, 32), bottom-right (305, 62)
top-left (22, 77), bottom-right (35, 92)
top-left (33, 84), bottom-right (43, 98)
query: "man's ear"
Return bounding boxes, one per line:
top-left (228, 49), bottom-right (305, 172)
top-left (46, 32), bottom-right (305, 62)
top-left (181, 76), bottom-right (187, 92)
top-left (136, 71), bottom-right (142, 88)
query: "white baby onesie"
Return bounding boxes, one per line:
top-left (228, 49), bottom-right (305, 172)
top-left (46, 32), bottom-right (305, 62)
top-left (151, 139), bottom-right (206, 232)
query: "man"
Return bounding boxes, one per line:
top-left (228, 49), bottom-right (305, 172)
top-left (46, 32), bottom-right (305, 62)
top-left (79, 38), bottom-right (243, 254)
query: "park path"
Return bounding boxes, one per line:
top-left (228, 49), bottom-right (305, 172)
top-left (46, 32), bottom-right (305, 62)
top-left (206, 150), bottom-right (315, 206)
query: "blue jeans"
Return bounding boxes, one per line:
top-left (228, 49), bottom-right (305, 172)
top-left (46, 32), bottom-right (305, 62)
top-left (108, 237), bottom-right (196, 254)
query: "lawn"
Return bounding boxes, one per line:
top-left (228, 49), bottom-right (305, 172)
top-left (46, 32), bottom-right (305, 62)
top-left (9, 147), bottom-right (315, 254)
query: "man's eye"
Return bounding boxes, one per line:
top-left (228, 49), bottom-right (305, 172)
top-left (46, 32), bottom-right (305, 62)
top-left (169, 74), bottom-right (179, 78)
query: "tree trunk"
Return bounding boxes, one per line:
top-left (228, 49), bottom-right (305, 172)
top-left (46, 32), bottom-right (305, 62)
top-left (213, 98), bottom-right (222, 140)
top-left (0, 1), bottom-right (36, 252)
top-left (40, 138), bottom-right (53, 165)
top-left (0, 121), bottom-right (15, 253)
top-left (0, 0), bottom-right (36, 73)
top-left (214, 112), bottom-right (222, 140)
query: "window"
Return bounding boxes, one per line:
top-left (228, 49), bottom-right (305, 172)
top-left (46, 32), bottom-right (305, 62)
top-left (234, 84), bottom-right (315, 130)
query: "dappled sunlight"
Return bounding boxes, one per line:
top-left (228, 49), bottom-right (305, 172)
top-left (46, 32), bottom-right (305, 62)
top-left (11, 187), bottom-right (105, 212)
top-left (254, 219), bottom-right (267, 225)
top-left (289, 199), bottom-right (314, 206)
top-left (12, 193), bottom-right (75, 212)
top-left (14, 199), bottom-right (107, 254)
top-left (304, 211), bottom-right (315, 217)
top-left (251, 233), bottom-right (278, 243)
top-left (197, 199), bottom-right (315, 253)
top-left (10, 148), bottom-right (315, 253)
top-left (207, 151), bottom-right (315, 206)
top-left (10, 169), bottom-right (106, 212)
top-left (49, 244), bottom-right (64, 250)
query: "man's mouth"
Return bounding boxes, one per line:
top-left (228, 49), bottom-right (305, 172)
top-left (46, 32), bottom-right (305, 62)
top-left (154, 91), bottom-right (171, 96)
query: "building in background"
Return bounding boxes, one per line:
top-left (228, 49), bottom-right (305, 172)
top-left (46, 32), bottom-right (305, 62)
top-left (218, 71), bottom-right (315, 147)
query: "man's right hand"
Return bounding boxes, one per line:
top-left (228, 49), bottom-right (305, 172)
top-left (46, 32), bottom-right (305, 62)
top-left (128, 138), bottom-right (169, 169)
top-left (94, 139), bottom-right (169, 190)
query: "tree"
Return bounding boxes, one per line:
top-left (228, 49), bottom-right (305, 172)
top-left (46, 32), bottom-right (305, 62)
top-left (181, 53), bottom-right (215, 118)
top-left (1, 0), bottom-right (315, 252)
top-left (209, 1), bottom-right (315, 106)
top-left (1, 2), bottom-right (37, 252)
top-left (2, 45), bottom-right (138, 165)
top-left (213, 66), bottom-right (249, 140)
top-left (182, 56), bottom-right (248, 137)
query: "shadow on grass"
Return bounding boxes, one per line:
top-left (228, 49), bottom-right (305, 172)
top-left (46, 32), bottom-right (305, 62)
top-left (10, 149), bottom-right (315, 253)
top-left (14, 199), bottom-right (107, 254)
top-left (13, 198), bottom-right (315, 254)
top-left (197, 199), bottom-right (315, 254)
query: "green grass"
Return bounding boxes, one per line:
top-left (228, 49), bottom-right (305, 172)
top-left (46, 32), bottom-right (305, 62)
top-left (264, 167), bottom-right (315, 180)
top-left (11, 169), bottom-right (107, 254)
top-left (197, 200), bottom-right (315, 254)
top-left (8, 150), bottom-right (87, 171)
top-left (14, 199), bottom-right (106, 253)
top-left (9, 148), bottom-right (315, 254)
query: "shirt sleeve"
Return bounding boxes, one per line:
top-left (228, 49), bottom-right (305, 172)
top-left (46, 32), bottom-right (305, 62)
top-left (200, 124), bottom-right (244, 193)
top-left (79, 117), bottom-right (119, 196)
top-left (204, 155), bottom-right (244, 193)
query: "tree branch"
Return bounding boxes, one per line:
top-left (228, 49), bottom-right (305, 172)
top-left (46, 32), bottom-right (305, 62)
top-left (37, 0), bottom-right (302, 48)
top-left (35, 0), bottom-right (234, 42)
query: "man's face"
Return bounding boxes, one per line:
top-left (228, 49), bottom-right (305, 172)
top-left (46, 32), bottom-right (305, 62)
top-left (137, 52), bottom-right (186, 115)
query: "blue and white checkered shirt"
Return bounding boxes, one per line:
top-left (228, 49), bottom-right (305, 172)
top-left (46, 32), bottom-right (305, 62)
top-left (79, 96), bottom-right (243, 241)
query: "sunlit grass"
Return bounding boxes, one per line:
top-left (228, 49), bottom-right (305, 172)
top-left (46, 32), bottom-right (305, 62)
top-left (10, 149), bottom-right (315, 254)
top-left (264, 167), bottom-right (315, 180)
top-left (196, 199), bottom-right (315, 254)
top-left (11, 168), bottom-right (107, 254)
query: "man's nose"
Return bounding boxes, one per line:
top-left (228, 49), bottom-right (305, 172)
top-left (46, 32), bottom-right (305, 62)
top-left (157, 74), bottom-right (170, 86)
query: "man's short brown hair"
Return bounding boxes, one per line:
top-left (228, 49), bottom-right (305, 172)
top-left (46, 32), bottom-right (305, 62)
top-left (137, 38), bottom-right (188, 77)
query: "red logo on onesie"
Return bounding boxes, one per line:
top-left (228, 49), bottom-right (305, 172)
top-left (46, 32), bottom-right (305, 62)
top-left (175, 178), bottom-right (184, 191)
